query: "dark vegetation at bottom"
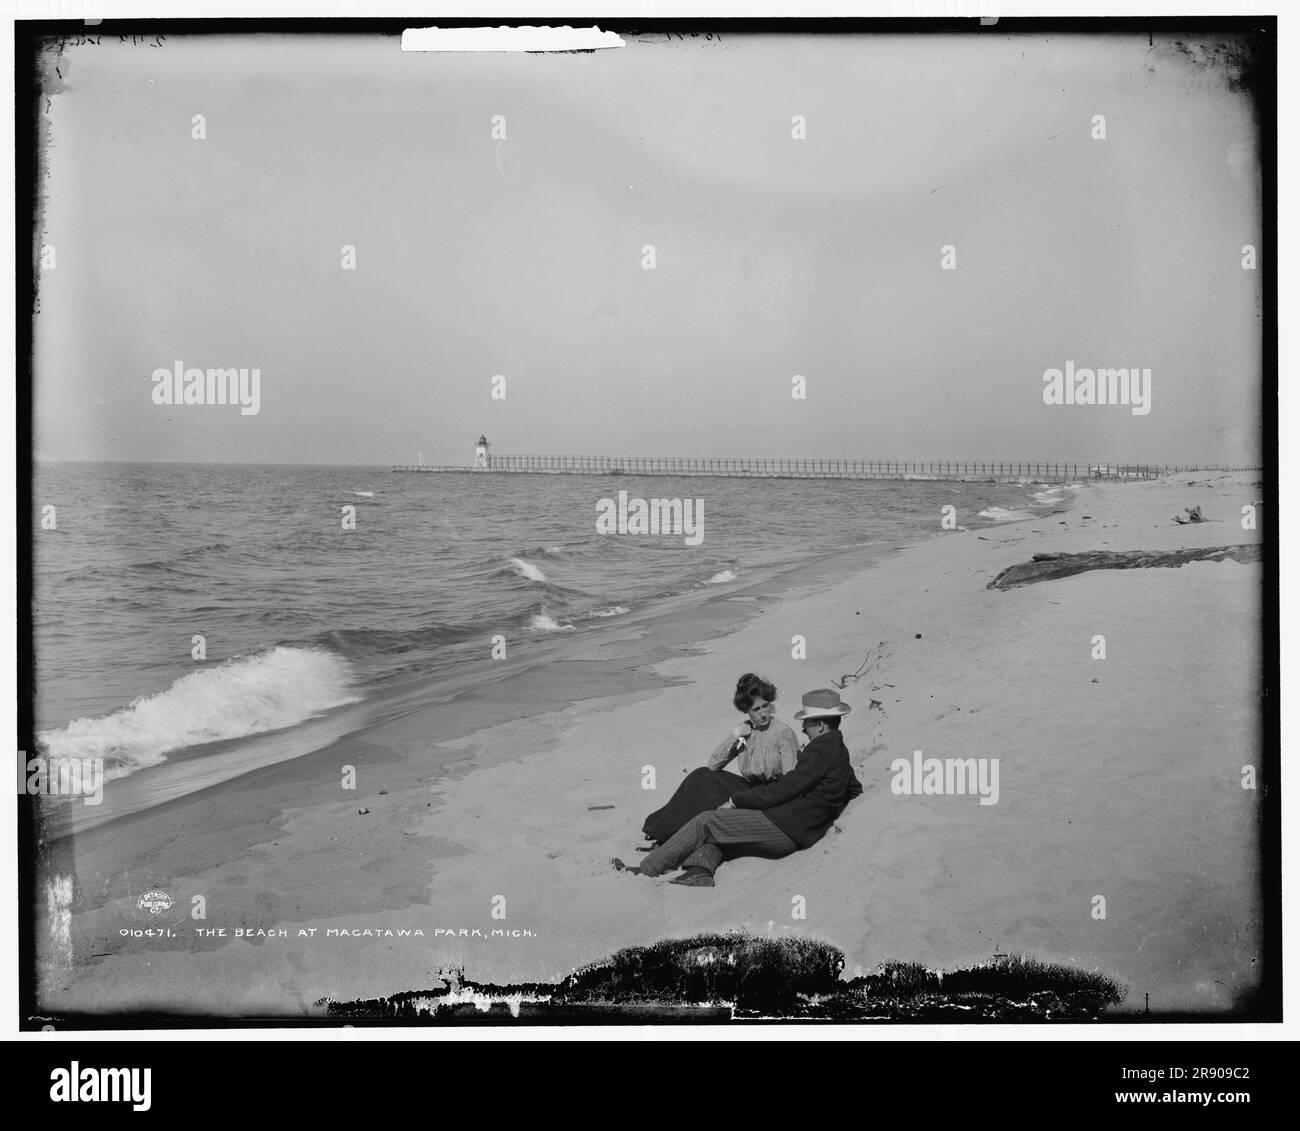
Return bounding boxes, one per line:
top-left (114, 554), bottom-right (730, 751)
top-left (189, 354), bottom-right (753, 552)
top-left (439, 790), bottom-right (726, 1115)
top-left (317, 933), bottom-right (1126, 1022)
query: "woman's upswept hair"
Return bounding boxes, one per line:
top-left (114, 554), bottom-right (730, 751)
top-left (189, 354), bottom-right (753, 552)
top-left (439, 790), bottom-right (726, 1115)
top-left (733, 672), bottom-right (777, 713)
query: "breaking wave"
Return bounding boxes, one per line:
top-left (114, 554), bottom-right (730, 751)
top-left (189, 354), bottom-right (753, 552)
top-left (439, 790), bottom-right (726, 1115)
top-left (36, 647), bottom-right (361, 779)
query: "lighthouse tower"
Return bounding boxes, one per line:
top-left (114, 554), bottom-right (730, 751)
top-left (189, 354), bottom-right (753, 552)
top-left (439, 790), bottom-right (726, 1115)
top-left (474, 434), bottom-right (491, 470)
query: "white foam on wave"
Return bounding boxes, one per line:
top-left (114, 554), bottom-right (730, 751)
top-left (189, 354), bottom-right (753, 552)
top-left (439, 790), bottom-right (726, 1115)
top-left (352, 490), bottom-right (375, 498)
top-left (510, 557), bottom-right (548, 582)
top-left (588, 605), bottom-right (630, 618)
top-left (979, 506), bottom-right (1035, 523)
top-left (528, 611), bottom-right (575, 632)
top-left (1030, 489), bottom-right (1064, 504)
top-left (36, 646), bottom-right (361, 779)
top-left (706, 569), bottom-right (738, 584)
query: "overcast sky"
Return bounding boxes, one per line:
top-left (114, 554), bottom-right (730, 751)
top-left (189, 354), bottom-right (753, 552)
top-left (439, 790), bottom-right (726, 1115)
top-left (32, 30), bottom-right (1263, 465)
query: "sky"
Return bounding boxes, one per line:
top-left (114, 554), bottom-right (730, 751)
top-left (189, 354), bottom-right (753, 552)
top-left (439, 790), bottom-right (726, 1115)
top-left (31, 30), bottom-right (1264, 465)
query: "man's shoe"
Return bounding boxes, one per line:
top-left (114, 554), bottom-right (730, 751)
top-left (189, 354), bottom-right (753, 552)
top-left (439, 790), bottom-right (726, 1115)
top-left (669, 867), bottom-right (715, 887)
top-left (612, 858), bottom-right (643, 875)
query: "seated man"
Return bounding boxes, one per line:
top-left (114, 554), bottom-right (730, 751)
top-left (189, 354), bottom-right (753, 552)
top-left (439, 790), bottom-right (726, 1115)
top-left (615, 689), bottom-right (862, 887)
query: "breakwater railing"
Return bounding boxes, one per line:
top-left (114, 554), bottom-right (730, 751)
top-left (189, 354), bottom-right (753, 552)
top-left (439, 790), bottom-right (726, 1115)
top-left (390, 458), bottom-right (1259, 484)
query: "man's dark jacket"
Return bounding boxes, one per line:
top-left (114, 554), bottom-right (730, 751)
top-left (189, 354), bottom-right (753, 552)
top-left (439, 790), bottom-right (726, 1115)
top-left (729, 730), bottom-right (862, 848)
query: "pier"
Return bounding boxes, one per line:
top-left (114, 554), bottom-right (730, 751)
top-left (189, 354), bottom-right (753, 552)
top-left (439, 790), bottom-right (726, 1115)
top-left (390, 457), bottom-right (1257, 484)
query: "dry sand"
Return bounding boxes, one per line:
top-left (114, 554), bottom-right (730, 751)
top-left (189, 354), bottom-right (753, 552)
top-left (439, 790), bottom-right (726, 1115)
top-left (37, 471), bottom-right (1265, 1018)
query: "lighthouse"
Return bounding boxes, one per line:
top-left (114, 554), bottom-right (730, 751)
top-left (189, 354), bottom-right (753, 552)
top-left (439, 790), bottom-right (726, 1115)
top-left (474, 434), bottom-right (491, 470)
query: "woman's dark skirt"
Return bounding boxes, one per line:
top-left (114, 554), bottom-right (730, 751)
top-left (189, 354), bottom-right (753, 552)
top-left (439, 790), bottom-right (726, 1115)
top-left (641, 766), bottom-right (752, 844)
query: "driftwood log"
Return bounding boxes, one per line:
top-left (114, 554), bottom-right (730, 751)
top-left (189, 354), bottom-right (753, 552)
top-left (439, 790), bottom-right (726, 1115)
top-left (987, 544), bottom-right (1262, 590)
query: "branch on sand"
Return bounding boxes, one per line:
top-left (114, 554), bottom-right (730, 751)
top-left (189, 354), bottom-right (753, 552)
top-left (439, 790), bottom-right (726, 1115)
top-left (987, 544), bottom-right (1262, 590)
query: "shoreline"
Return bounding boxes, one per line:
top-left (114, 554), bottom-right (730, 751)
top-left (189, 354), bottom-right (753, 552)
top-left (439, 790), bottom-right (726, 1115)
top-left (35, 471), bottom-right (1263, 1019)
top-left (54, 477), bottom-right (1062, 834)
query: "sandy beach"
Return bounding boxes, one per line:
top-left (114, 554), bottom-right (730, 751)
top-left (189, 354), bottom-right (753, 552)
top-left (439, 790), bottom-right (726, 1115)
top-left (35, 470), bottom-right (1265, 1019)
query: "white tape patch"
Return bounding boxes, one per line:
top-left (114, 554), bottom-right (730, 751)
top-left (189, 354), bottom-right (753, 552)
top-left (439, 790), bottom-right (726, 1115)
top-left (401, 26), bottom-right (625, 53)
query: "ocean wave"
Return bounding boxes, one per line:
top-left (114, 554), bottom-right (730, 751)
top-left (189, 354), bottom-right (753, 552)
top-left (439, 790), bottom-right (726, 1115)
top-left (509, 557), bottom-right (548, 582)
top-left (36, 646), bottom-right (361, 779)
top-left (128, 542), bottom-right (233, 573)
top-left (706, 569), bottom-right (738, 584)
top-left (978, 506), bottom-right (1035, 523)
top-left (586, 605), bottom-right (630, 618)
top-left (352, 490), bottom-right (375, 498)
top-left (528, 610), bottom-right (575, 632)
top-left (311, 622), bottom-right (471, 658)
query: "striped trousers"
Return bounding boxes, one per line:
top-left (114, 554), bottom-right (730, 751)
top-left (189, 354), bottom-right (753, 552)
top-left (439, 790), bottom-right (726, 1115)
top-left (639, 809), bottom-right (798, 878)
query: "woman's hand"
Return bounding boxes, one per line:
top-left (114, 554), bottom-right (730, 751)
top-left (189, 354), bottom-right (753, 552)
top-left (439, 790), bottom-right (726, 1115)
top-left (731, 722), bottom-right (753, 741)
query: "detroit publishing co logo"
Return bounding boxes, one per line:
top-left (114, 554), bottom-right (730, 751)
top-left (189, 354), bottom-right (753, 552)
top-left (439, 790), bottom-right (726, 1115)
top-left (137, 890), bottom-right (173, 915)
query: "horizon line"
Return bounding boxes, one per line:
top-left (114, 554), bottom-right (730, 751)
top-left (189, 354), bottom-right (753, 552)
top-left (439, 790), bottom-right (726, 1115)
top-left (31, 456), bottom-right (1263, 469)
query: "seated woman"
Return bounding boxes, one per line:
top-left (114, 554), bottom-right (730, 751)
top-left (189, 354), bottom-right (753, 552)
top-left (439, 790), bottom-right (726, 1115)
top-left (641, 672), bottom-right (800, 846)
